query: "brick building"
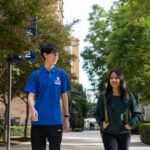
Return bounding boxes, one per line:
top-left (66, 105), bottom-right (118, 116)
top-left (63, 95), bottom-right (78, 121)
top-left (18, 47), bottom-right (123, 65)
top-left (70, 37), bottom-right (80, 83)
top-left (52, 0), bottom-right (63, 22)
top-left (52, 0), bottom-right (80, 83)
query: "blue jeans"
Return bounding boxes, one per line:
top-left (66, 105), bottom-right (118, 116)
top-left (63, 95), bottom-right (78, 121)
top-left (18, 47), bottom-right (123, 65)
top-left (102, 132), bottom-right (131, 150)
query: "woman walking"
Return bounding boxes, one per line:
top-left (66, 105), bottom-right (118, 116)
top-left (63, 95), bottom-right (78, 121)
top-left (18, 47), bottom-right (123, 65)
top-left (94, 69), bottom-right (141, 150)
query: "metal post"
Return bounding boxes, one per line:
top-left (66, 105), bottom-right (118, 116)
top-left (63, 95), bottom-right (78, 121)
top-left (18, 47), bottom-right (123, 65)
top-left (5, 52), bottom-right (35, 150)
top-left (7, 60), bottom-right (12, 150)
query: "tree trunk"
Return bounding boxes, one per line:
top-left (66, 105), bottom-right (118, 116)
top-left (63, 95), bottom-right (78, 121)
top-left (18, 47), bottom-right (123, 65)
top-left (3, 104), bottom-right (7, 142)
top-left (23, 102), bottom-right (29, 139)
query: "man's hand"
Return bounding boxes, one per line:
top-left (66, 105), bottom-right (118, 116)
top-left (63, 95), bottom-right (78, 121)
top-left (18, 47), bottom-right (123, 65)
top-left (63, 118), bottom-right (70, 132)
top-left (28, 93), bottom-right (38, 121)
top-left (31, 108), bottom-right (38, 121)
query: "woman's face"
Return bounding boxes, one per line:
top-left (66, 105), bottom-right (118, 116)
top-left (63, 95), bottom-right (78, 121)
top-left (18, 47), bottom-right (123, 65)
top-left (109, 72), bottom-right (120, 89)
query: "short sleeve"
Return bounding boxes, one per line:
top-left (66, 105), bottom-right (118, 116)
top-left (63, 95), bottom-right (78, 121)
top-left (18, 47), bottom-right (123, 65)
top-left (61, 70), bottom-right (71, 94)
top-left (24, 71), bottom-right (38, 94)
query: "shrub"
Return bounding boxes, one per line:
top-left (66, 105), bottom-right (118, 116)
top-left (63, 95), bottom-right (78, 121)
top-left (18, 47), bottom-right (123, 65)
top-left (140, 123), bottom-right (150, 145)
top-left (0, 118), bottom-right (4, 139)
top-left (11, 126), bottom-right (31, 137)
top-left (70, 111), bottom-right (84, 131)
top-left (131, 122), bottom-right (140, 134)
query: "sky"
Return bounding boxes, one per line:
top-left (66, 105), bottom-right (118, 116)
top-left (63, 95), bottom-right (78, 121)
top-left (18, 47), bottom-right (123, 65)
top-left (63, 0), bottom-right (115, 91)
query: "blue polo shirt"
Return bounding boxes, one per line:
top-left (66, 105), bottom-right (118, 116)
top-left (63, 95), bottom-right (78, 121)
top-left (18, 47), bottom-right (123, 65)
top-left (25, 66), bottom-right (71, 125)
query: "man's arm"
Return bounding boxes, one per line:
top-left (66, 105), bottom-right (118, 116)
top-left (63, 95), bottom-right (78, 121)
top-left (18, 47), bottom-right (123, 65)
top-left (61, 92), bottom-right (70, 130)
top-left (28, 93), bottom-right (38, 121)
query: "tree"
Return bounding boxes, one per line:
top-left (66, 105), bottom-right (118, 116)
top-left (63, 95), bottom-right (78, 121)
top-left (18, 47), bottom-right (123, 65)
top-left (69, 83), bottom-right (88, 130)
top-left (81, 4), bottom-right (110, 93)
top-left (37, 4), bottom-right (72, 73)
top-left (81, 1), bottom-right (150, 103)
top-left (0, 0), bottom-right (73, 141)
top-left (106, 0), bottom-right (150, 102)
top-left (0, 0), bottom-right (49, 59)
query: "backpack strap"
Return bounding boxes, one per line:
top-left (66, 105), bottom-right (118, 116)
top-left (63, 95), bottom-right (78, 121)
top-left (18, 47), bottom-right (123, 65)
top-left (124, 93), bottom-right (132, 124)
top-left (103, 92), bottom-right (131, 124)
top-left (125, 107), bottom-right (129, 124)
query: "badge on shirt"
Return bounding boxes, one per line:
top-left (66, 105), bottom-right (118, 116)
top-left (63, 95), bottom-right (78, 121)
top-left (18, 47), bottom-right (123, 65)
top-left (54, 77), bottom-right (61, 85)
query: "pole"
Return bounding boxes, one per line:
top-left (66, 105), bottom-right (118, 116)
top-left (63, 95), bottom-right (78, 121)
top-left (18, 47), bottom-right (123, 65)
top-left (5, 52), bottom-right (35, 150)
top-left (7, 60), bottom-right (12, 150)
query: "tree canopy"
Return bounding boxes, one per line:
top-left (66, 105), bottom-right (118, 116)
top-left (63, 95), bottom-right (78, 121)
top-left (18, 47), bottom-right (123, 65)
top-left (0, 0), bottom-right (73, 141)
top-left (0, 0), bottom-right (72, 99)
top-left (81, 0), bottom-right (150, 103)
top-left (69, 83), bottom-right (88, 129)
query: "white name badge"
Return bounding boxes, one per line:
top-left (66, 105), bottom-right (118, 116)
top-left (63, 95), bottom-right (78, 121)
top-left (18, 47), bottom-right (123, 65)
top-left (54, 77), bottom-right (61, 85)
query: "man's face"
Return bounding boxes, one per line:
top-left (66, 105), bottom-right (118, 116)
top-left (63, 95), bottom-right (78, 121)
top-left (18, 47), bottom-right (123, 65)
top-left (44, 51), bottom-right (59, 65)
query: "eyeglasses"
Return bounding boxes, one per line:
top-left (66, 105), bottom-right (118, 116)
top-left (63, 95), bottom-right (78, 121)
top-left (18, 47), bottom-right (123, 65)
top-left (51, 52), bottom-right (59, 57)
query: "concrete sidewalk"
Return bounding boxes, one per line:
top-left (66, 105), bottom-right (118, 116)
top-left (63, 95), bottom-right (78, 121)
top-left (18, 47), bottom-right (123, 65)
top-left (0, 131), bottom-right (149, 150)
top-left (127, 134), bottom-right (150, 150)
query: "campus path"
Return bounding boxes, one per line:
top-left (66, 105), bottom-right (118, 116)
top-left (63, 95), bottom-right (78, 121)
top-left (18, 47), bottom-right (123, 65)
top-left (0, 131), bottom-right (149, 150)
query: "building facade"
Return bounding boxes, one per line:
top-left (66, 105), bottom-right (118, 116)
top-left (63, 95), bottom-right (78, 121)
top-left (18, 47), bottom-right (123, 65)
top-left (53, 0), bottom-right (80, 83)
top-left (52, 0), bottom-right (63, 22)
top-left (71, 38), bottom-right (80, 83)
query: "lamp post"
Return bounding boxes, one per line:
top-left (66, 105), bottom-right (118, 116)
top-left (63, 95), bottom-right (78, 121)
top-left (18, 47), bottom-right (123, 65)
top-left (7, 59), bottom-right (12, 150)
top-left (6, 51), bottom-right (35, 150)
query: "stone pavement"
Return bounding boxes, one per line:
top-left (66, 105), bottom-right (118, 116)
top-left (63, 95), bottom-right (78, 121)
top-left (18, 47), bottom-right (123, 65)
top-left (0, 131), bottom-right (150, 150)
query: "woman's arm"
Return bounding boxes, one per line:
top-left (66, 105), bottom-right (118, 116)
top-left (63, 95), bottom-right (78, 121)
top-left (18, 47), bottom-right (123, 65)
top-left (93, 93), bottom-right (106, 129)
top-left (128, 93), bottom-right (141, 128)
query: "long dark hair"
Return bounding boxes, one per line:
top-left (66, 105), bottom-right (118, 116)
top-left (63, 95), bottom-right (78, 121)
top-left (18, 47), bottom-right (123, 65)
top-left (105, 69), bottom-right (130, 104)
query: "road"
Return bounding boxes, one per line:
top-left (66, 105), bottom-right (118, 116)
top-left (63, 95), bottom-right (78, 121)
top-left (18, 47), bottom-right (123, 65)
top-left (0, 131), bottom-right (150, 150)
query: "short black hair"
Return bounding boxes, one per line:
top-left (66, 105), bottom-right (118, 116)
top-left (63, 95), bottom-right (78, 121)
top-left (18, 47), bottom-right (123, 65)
top-left (40, 43), bottom-right (59, 59)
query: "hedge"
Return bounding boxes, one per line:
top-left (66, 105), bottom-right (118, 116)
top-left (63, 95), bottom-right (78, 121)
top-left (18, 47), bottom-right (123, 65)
top-left (0, 119), bottom-right (4, 139)
top-left (140, 123), bottom-right (150, 145)
top-left (11, 126), bottom-right (31, 137)
top-left (131, 122), bottom-right (140, 134)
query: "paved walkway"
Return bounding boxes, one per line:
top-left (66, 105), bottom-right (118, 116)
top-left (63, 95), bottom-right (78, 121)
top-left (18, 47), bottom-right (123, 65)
top-left (0, 131), bottom-right (150, 150)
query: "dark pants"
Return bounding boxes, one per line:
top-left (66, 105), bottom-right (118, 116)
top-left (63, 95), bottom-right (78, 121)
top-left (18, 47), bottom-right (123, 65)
top-left (31, 125), bottom-right (63, 150)
top-left (102, 132), bottom-right (131, 150)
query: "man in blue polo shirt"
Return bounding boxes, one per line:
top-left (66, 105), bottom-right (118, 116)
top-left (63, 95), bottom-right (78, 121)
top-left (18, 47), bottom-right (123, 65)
top-left (25, 43), bottom-right (71, 150)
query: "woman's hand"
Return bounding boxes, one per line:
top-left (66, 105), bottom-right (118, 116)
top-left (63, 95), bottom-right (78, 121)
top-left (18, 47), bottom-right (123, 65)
top-left (124, 123), bottom-right (132, 130)
top-left (103, 121), bottom-right (109, 129)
